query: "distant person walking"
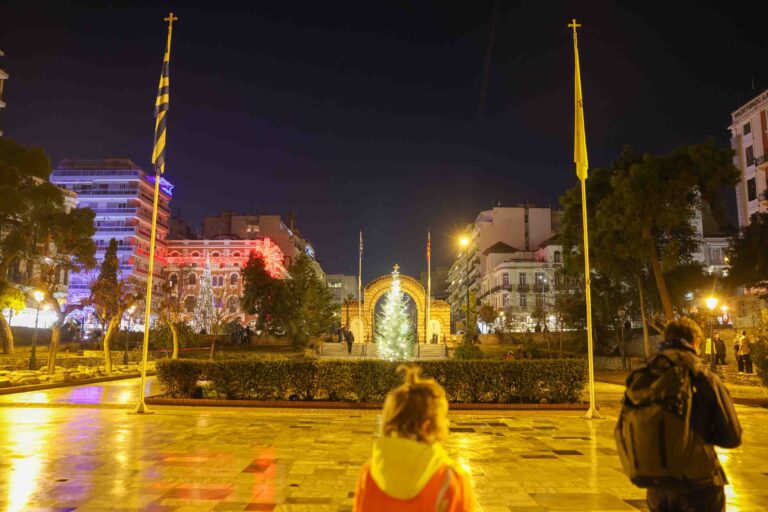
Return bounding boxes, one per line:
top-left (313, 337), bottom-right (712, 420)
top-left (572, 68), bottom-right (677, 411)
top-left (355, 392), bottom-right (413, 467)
top-left (344, 326), bottom-right (355, 354)
top-left (615, 317), bottom-right (741, 512)
top-left (713, 333), bottom-right (726, 366)
top-left (353, 366), bottom-right (475, 511)
top-left (738, 330), bottom-right (753, 374)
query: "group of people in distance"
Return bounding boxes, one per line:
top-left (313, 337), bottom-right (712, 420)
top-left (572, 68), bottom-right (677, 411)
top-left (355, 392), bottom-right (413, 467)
top-left (353, 317), bottom-right (742, 512)
top-left (700, 330), bottom-right (754, 374)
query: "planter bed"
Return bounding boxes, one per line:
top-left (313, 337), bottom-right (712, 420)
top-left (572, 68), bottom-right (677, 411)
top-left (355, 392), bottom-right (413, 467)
top-left (144, 394), bottom-right (594, 410)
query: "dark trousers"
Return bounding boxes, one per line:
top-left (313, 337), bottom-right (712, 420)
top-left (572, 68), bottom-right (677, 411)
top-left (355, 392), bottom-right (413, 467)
top-left (742, 354), bottom-right (753, 374)
top-left (737, 354), bottom-right (744, 372)
top-left (346, 342), bottom-right (353, 354)
top-left (647, 485), bottom-right (724, 512)
top-left (714, 353), bottom-right (726, 365)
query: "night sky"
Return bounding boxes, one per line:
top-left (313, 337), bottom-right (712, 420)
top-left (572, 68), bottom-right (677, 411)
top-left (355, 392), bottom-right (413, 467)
top-left (1, 1), bottom-right (764, 282)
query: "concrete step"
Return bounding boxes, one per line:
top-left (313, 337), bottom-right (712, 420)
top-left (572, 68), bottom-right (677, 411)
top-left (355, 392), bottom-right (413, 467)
top-left (319, 342), bottom-right (364, 358)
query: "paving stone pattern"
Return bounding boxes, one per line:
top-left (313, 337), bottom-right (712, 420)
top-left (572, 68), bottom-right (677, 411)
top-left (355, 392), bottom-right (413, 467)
top-left (0, 379), bottom-right (767, 511)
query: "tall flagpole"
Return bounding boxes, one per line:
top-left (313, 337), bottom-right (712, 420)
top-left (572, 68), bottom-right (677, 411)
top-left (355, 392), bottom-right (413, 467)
top-left (135, 12), bottom-right (177, 414)
top-left (358, 231), bottom-right (363, 342)
top-left (426, 231), bottom-right (431, 343)
top-left (569, 18), bottom-right (599, 419)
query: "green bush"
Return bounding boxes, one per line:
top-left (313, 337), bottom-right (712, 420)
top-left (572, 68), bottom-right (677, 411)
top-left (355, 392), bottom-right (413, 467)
top-left (156, 358), bottom-right (587, 403)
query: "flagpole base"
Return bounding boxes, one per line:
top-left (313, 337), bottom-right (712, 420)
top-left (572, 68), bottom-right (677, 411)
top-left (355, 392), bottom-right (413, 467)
top-left (583, 406), bottom-right (602, 419)
top-left (131, 400), bottom-right (153, 415)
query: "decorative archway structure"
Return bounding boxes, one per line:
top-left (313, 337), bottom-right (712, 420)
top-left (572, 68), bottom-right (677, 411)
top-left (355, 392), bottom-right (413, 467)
top-left (341, 271), bottom-right (451, 343)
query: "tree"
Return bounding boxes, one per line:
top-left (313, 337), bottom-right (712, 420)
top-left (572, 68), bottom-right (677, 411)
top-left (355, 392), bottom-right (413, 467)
top-left (728, 209), bottom-right (768, 296)
top-left (241, 252), bottom-right (284, 336)
top-left (478, 304), bottom-right (498, 328)
top-left (89, 239), bottom-right (139, 374)
top-left (560, 142), bottom-right (738, 327)
top-left (1, 139), bottom-right (96, 358)
top-left (0, 281), bottom-right (24, 353)
top-left (156, 279), bottom-right (185, 359)
top-left (208, 288), bottom-right (235, 359)
top-left (281, 254), bottom-right (336, 349)
top-left (375, 266), bottom-right (415, 360)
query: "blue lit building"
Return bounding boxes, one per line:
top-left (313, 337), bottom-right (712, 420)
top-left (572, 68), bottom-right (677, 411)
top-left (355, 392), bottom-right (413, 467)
top-left (50, 159), bottom-right (173, 306)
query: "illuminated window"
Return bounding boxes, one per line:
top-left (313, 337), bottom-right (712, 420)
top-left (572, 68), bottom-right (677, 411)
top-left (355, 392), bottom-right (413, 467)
top-left (230, 274), bottom-right (238, 286)
top-left (744, 122), bottom-right (751, 136)
top-left (169, 274), bottom-right (178, 287)
top-left (518, 273), bottom-right (527, 286)
top-left (502, 273), bottom-right (509, 287)
top-left (188, 273), bottom-right (196, 286)
top-left (520, 294), bottom-right (528, 309)
top-left (746, 146), bottom-right (755, 166)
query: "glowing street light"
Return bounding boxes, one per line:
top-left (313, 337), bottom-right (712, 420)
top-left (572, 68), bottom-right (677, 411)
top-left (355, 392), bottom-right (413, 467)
top-left (705, 296), bottom-right (718, 311)
top-left (29, 290), bottom-right (46, 371)
top-left (123, 305), bottom-right (137, 365)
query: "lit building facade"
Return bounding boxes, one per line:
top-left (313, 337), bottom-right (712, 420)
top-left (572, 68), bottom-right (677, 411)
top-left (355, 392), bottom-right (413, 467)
top-left (165, 238), bottom-right (286, 324)
top-left (50, 159), bottom-right (173, 305)
top-left (0, 49), bottom-right (7, 136)
top-left (325, 274), bottom-right (358, 305)
top-left (729, 89), bottom-right (768, 228)
top-left (446, 206), bottom-right (561, 328)
top-left (203, 212), bottom-right (324, 279)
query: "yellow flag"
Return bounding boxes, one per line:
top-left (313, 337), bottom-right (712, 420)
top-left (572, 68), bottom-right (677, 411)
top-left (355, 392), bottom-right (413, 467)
top-left (571, 20), bottom-right (589, 181)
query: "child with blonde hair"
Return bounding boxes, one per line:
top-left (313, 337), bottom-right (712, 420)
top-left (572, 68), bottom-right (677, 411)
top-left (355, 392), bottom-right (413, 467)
top-left (353, 366), bottom-right (475, 511)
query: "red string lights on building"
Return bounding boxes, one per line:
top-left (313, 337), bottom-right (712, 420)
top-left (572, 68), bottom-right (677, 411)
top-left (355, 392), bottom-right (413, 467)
top-left (165, 237), bottom-right (287, 278)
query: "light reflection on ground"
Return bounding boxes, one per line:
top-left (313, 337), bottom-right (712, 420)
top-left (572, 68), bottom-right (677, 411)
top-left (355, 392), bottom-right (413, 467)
top-left (0, 379), bottom-right (764, 511)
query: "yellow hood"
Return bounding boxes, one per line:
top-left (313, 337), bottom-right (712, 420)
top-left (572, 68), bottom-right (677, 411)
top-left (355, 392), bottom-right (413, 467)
top-left (369, 436), bottom-right (454, 500)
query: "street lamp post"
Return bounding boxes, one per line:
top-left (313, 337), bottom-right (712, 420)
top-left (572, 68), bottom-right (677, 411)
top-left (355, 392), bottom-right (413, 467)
top-left (29, 290), bottom-right (45, 371)
top-left (705, 296), bottom-right (718, 371)
top-left (459, 237), bottom-right (470, 341)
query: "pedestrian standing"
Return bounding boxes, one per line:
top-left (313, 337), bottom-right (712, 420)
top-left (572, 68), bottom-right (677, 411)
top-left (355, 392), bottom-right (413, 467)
top-left (615, 317), bottom-right (741, 512)
top-left (344, 326), bottom-right (354, 354)
top-left (714, 334), bottom-right (726, 365)
top-left (353, 366), bottom-right (475, 511)
top-left (734, 333), bottom-right (744, 373)
top-left (738, 330), bottom-right (753, 374)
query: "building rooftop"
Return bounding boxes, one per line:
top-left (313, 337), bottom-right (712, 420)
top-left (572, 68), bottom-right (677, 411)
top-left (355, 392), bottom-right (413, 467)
top-left (57, 159), bottom-right (142, 170)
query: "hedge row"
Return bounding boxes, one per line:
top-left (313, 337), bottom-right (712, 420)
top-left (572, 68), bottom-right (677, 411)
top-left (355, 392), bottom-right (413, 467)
top-left (156, 358), bottom-right (587, 404)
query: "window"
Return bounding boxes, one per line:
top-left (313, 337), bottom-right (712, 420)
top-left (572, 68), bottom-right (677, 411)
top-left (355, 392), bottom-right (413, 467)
top-left (230, 273), bottom-right (238, 286)
top-left (518, 273), bottom-right (527, 285)
top-left (519, 294), bottom-right (528, 310)
top-left (535, 294), bottom-right (544, 310)
top-left (168, 274), bottom-right (178, 287)
top-left (188, 273), bottom-right (197, 286)
top-left (535, 272), bottom-right (546, 285)
top-left (502, 273), bottom-right (509, 287)
top-left (553, 251), bottom-right (562, 263)
top-left (228, 296), bottom-right (239, 313)
top-left (232, 252), bottom-right (241, 257)
top-left (744, 122), bottom-right (751, 136)
top-left (502, 294), bottom-right (509, 307)
top-left (710, 248), bottom-right (723, 266)
top-left (748, 177), bottom-right (757, 201)
top-left (746, 146), bottom-right (755, 166)
top-left (211, 252), bottom-right (220, 258)
top-left (184, 296), bottom-right (196, 312)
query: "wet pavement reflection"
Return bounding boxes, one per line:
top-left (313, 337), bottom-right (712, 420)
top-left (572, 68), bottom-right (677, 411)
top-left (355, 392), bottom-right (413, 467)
top-left (0, 380), bottom-right (765, 511)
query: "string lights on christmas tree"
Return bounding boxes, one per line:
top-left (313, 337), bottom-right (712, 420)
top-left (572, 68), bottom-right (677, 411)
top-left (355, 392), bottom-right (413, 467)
top-left (375, 264), bottom-right (415, 360)
top-left (194, 255), bottom-right (215, 333)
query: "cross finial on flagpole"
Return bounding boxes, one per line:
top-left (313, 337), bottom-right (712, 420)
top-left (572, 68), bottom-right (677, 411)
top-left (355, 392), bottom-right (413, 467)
top-left (164, 12), bottom-right (178, 28)
top-left (567, 18), bottom-right (581, 31)
top-left (392, 264), bottom-right (400, 274)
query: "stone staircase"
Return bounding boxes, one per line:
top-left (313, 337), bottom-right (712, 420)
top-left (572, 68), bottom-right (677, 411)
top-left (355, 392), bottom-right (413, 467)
top-left (318, 342), bottom-right (365, 359)
top-left (715, 363), bottom-right (763, 387)
top-left (319, 342), bottom-right (448, 360)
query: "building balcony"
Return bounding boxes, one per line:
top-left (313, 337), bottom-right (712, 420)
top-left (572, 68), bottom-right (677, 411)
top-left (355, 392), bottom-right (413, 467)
top-left (92, 207), bottom-right (138, 216)
top-left (72, 189), bottom-right (139, 197)
top-left (517, 284), bottom-right (530, 293)
top-left (533, 284), bottom-right (550, 293)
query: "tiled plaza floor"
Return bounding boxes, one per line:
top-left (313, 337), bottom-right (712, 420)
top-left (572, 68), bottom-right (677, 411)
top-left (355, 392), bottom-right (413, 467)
top-left (0, 378), bottom-right (766, 511)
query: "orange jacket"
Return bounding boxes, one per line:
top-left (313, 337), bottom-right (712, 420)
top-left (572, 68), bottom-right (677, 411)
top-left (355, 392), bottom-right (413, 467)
top-left (353, 437), bottom-right (475, 512)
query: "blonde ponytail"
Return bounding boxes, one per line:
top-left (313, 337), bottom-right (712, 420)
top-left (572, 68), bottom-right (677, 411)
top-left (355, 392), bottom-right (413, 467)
top-left (381, 365), bottom-right (449, 444)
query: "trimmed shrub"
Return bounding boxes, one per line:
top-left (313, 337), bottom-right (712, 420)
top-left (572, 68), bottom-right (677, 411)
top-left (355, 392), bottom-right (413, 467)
top-left (155, 358), bottom-right (587, 403)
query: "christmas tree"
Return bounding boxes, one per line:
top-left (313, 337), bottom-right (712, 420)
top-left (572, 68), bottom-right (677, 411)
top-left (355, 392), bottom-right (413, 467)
top-left (194, 255), bottom-right (215, 333)
top-left (375, 264), bottom-right (415, 360)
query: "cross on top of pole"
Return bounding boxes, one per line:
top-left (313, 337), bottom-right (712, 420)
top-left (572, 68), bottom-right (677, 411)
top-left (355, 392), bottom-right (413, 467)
top-left (568, 18), bottom-right (581, 42)
top-left (164, 12), bottom-right (178, 28)
top-left (392, 264), bottom-right (400, 273)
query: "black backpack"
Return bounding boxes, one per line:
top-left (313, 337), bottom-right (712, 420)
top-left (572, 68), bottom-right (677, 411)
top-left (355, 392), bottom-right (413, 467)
top-left (614, 350), bottom-right (719, 488)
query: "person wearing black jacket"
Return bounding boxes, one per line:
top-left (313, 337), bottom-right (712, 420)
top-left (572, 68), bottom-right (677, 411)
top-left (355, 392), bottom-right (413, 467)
top-left (647, 319), bottom-right (742, 512)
